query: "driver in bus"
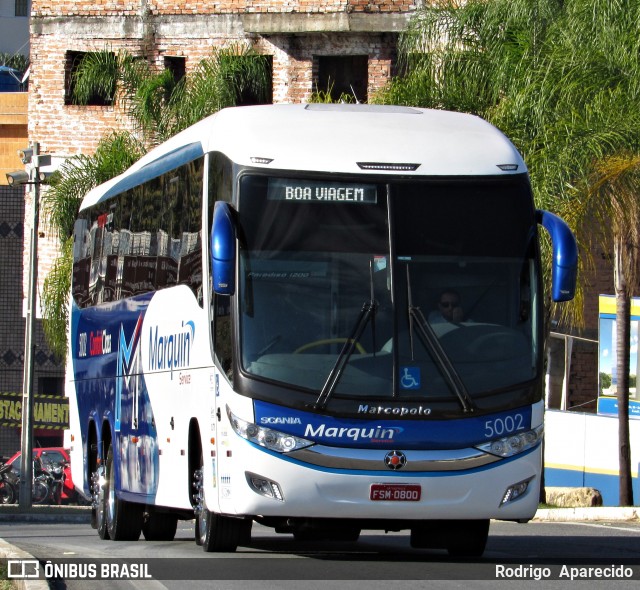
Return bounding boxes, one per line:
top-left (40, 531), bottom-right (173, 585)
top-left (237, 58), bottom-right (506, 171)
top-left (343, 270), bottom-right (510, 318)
top-left (429, 289), bottom-right (465, 325)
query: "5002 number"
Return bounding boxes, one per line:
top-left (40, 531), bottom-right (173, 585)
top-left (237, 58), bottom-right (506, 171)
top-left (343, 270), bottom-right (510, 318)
top-left (485, 414), bottom-right (525, 438)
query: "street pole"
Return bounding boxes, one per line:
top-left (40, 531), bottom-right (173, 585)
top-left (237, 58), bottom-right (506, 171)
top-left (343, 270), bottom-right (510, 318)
top-left (18, 142), bottom-right (40, 509)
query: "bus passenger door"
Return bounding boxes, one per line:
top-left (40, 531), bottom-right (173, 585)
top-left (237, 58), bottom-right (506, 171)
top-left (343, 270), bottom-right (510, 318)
top-left (210, 293), bottom-right (233, 514)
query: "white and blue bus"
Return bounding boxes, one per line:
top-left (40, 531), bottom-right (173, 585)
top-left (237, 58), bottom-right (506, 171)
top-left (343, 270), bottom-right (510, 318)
top-left (67, 104), bottom-right (577, 556)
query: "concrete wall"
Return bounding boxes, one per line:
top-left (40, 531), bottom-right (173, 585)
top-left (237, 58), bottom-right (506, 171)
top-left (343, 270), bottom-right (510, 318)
top-left (545, 409), bottom-right (640, 506)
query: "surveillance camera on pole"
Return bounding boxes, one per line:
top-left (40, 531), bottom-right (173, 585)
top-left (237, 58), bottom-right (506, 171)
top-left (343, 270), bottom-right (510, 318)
top-left (18, 148), bottom-right (33, 164)
top-left (6, 170), bottom-right (30, 186)
top-left (16, 142), bottom-right (47, 510)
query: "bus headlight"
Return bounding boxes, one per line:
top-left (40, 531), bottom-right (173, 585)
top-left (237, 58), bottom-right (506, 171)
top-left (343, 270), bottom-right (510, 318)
top-left (474, 425), bottom-right (543, 458)
top-left (227, 406), bottom-right (314, 453)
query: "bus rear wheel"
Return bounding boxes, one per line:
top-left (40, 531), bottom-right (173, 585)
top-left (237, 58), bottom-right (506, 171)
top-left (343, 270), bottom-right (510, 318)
top-left (93, 465), bottom-right (109, 539)
top-left (103, 444), bottom-right (143, 541)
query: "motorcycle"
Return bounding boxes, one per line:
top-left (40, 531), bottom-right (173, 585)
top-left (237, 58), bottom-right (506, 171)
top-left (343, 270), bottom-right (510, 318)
top-left (0, 458), bottom-right (57, 504)
top-left (30, 457), bottom-right (56, 504)
top-left (0, 462), bottom-right (16, 504)
top-left (42, 459), bottom-right (66, 505)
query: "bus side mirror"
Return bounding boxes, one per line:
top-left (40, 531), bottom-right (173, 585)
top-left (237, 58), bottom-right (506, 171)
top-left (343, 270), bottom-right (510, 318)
top-left (536, 209), bottom-right (578, 302)
top-left (210, 202), bottom-right (236, 296)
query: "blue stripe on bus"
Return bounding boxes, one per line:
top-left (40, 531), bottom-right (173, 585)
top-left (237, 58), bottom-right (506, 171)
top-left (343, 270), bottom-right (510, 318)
top-left (254, 400), bottom-right (533, 450)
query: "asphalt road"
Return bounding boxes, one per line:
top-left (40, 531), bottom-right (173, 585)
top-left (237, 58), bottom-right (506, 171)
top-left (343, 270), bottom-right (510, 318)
top-left (2, 519), bottom-right (640, 589)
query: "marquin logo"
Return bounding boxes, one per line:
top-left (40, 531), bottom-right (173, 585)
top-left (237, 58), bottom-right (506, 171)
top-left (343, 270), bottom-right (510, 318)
top-left (148, 320), bottom-right (195, 379)
top-left (304, 423), bottom-right (403, 442)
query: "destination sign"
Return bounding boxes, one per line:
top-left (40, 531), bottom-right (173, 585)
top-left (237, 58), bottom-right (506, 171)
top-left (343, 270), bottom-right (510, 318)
top-left (267, 179), bottom-right (377, 204)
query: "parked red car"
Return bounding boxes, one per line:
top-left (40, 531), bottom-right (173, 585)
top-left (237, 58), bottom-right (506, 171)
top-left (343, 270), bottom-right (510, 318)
top-left (4, 447), bottom-right (76, 503)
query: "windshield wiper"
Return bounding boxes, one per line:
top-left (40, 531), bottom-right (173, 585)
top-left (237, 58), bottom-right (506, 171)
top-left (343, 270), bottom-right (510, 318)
top-left (312, 299), bottom-right (377, 411)
top-left (406, 268), bottom-right (475, 413)
top-left (312, 259), bottom-right (380, 411)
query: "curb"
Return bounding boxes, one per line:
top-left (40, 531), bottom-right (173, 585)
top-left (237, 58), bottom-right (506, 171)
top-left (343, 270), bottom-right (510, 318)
top-left (0, 507), bottom-right (90, 590)
top-left (533, 506), bottom-right (640, 522)
top-left (0, 538), bottom-right (49, 590)
top-left (0, 505), bottom-right (91, 523)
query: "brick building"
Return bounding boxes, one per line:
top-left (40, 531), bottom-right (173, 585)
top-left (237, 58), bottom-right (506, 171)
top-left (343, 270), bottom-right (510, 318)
top-left (28, 1), bottom-right (416, 156)
top-left (2, 0), bottom-right (634, 458)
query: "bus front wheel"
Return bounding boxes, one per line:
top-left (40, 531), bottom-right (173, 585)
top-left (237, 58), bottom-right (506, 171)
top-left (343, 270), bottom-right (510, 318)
top-left (199, 509), bottom-right (251, 552)
top-left (194, 467), bottom-right (251, 551)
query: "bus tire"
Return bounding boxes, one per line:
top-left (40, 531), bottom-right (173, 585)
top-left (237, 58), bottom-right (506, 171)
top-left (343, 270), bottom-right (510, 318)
top-left (199, 509), bottom-right (250, 552)
top-left (194, 517), bottom-right (202, 545)
top-left (104, 444), bottom-right (143, 541)
top-left (446, 519), bottom-right (489, 558)
top-left (94, 465), bottom-right (109, 539)
top-left (142, 512), bottom-right (178, 541)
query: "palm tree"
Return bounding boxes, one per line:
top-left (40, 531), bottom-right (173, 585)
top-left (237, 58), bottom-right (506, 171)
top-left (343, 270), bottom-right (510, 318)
top-left (376, 0), bottom-right (640, 505)
top-left (523, 2), bottom-right (640, 507)
top-left (41, 132), bottom-right (145, 356)
top-left (0, 53), bottom-right (28, 71)
top-left (71, 44), bottom-right (271, 143)
top-left (572, 155), bottom-right (640, 505)
top-left (40, 45), bottom-right (272, 359)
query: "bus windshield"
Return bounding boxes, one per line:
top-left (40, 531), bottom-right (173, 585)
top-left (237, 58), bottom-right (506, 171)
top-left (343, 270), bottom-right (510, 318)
top-left (236, 174), bottom-right (540, 410)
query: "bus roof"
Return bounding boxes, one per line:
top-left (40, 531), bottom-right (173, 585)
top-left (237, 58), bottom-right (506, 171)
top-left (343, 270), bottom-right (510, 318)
top-left (81, 104), bottom-right (527, 210)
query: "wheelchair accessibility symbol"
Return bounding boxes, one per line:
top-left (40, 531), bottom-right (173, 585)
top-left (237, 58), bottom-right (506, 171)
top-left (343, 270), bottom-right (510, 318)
top-left (400, 366), bottom-right (421, 390)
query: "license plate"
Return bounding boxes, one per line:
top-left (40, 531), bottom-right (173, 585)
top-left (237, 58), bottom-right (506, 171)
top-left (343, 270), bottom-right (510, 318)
top-left (370, 483), bottom-right (421, 501)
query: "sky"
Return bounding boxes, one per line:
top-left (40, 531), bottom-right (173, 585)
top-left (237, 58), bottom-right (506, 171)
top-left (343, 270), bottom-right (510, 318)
top-left (599, 316), bottom-right (639, 378)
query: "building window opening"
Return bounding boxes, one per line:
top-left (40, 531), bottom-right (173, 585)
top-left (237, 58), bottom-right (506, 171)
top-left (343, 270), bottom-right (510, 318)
top-left (15, 0), bottom-right (28, 17)
top-left (232, 55), bottom-right (273, 106)
top-left (65, 51), bottom-right (116, 106)
top-left (164, 56), bottom-right (186, 85)
top-left (316, 55), bottom-right (368, 103)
